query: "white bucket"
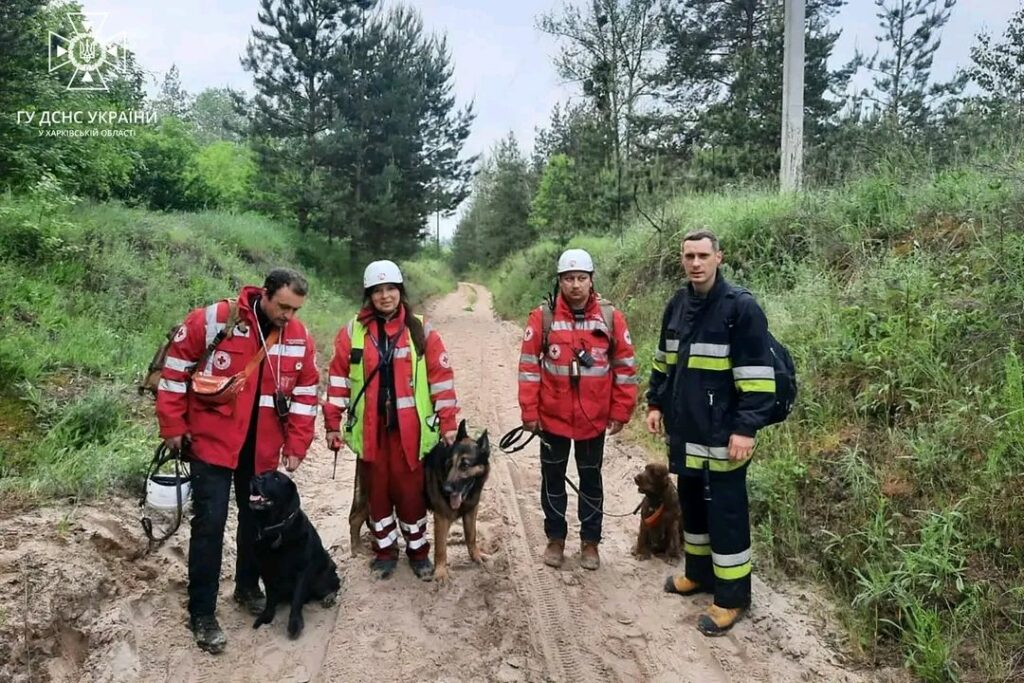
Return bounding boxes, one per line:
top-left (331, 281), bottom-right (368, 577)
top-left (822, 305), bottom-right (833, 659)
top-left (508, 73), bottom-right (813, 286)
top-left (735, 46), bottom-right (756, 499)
top-left (146, 473), bottom-right (192, 511)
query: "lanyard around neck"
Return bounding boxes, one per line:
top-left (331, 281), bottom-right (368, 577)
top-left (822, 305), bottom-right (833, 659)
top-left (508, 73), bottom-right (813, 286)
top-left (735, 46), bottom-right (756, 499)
top-left (368, 320), bottom-right (406, 365)
top-left (256, 319), bottom-right (282, 390)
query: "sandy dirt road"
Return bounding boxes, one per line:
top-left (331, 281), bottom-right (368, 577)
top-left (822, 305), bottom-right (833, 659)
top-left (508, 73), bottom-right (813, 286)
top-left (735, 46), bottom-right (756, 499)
top-left (0, 283), bottom-right (901, 683)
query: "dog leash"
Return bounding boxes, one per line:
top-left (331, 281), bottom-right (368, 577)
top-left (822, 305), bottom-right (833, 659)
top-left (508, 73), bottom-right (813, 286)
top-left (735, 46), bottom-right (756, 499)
top-left (502, 426), bottom-right (644, 519)
top-left (562, 475), bottom-right (644, 518)
top-left (498, 425), bottom-right (543, 454)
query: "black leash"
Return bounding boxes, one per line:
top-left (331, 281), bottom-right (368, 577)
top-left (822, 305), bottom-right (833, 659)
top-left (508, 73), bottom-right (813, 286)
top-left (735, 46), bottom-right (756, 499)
top-left (499, 426), bottom-right (643, 519)
top-left (562, 475), bottom-right (644, 518)
top-left (139, 442), bottom-right (190, 550)
top-left (498, 424), bottom-right (543, 454)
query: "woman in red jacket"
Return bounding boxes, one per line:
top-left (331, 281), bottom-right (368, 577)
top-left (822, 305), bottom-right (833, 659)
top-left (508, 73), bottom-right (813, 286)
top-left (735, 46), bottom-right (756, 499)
top-left (324, 260), bottom-right (459, 580)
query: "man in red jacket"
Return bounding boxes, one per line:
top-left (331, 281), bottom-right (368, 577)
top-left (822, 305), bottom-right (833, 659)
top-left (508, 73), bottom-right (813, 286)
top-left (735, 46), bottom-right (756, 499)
top-left (518, 249), bottom-right (639, 570)
top-left (155, 268), bottom-right (319, 654)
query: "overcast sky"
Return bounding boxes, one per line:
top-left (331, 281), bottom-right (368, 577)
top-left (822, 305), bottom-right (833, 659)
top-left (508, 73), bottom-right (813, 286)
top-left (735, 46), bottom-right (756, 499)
top-left (80, 0), bottom-right (1022, 237)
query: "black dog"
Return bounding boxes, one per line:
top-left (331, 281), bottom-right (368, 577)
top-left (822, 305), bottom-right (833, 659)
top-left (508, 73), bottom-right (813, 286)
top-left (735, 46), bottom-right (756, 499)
top-left (423, 419), bottom-right (491, 585)
top-left (249, 471), bottom-right (341, 638)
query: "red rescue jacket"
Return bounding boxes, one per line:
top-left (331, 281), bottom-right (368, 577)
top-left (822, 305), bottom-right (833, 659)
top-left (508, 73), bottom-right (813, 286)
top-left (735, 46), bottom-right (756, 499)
top-left (323, 304), bottom-right (458, 469)
top-left (518, 293), bottom-right (639, 440)
top-left (155, 286), bottom-right (319, 473)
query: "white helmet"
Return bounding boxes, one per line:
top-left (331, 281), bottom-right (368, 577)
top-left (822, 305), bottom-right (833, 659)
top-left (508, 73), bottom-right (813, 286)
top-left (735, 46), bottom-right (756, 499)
top-left (363, 260), bottom-right (403, 289)
top-left (557, 248), bottom-right (595, 275)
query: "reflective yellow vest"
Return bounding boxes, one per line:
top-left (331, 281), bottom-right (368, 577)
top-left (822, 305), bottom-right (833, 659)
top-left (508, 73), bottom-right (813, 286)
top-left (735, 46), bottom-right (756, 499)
top-left (344, 316), bottom-right (438, 459)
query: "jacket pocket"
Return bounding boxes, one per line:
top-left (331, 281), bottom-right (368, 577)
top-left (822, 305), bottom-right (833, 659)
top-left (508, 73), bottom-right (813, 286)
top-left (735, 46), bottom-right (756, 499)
top-left (706, 388), bottom-right (728, 442)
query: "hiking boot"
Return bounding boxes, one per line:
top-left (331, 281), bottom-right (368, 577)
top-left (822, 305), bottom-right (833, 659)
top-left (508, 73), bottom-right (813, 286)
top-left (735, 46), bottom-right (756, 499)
top-left (190, 614), bottom-right (226, 654)
top-left (410, 557), bottom-right (435, 581)
top-left (580, 541), bottom-right (600, 570)
top-left (697, 604), bottom-right (745, 637)
top-left (664, 574), bottom-right (712, 596)
top-left (543, 538), bottom-right (565, 568)
top-left (232, 585), bottom-right (266, 616)
top-left (370, 557), bottom-right (398, 580)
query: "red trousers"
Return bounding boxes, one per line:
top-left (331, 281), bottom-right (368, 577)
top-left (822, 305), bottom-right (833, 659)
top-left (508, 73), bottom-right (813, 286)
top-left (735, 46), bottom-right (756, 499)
top-left (366, 428), bottom-right (429, 561)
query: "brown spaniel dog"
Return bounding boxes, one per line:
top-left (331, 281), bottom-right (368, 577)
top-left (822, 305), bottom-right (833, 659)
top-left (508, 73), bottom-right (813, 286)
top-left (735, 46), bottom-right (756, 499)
top-left (633, 462), bottom-right (682, 561)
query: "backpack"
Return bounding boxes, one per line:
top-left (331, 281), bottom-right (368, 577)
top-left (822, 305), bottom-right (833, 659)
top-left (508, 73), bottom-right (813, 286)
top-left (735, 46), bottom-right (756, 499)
top-left (764, 332), bottom-right (797, 425)
top-left (138, 298), bottom-right (240, 397)
top-left (540, 297), bottom-right (617, 356)
top-left (728, 287), bottom-right (797, 426)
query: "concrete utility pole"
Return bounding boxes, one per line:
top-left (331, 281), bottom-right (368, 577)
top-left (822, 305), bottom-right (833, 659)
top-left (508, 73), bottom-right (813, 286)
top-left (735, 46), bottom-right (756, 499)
top-left (780, 0), bottom-right (805, 193)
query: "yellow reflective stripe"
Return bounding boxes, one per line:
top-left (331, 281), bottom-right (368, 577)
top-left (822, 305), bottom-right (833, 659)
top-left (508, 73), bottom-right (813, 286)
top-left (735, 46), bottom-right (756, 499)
top-left (736, 379), bottom-right (776, 393)
top-left (688, 356), bottom-right (731, 371)
top-left (685, 456), bottom-right (747, 472)
top-left (714, 561), bottom-right (752, 581)
top-left (685, 543), bottom-right (711, 557)
top-left (652, 359), bottom-right (668, 373)
top-left (666, 352), bottom-right (679, 366)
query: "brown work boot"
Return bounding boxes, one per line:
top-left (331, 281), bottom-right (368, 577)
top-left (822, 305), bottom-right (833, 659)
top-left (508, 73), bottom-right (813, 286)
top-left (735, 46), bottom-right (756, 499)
top-left (664, 574), bottom-right (712, 596)
top-left (543, 538), bottom-right (565, 568)
top-left (697, 604), bottom-right (745, 637)
top-left (580, 541), bottom-right (600, 570)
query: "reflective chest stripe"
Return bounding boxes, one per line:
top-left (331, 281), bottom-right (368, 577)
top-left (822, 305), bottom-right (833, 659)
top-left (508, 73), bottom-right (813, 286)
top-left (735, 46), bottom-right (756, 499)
top-left (266, 344), bottom-right (306, 358)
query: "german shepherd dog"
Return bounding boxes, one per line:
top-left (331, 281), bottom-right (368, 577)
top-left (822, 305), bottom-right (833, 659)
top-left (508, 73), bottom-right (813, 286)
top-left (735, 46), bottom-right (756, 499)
top-left (349, 461), bottom-right (369, 557)
top-left (424, 419), bottom-right (491, 584)
top-left (633, 462), bottom-right (682, 561)
top-left (347, 420), bottom-right (491, 582)
top-left (249, 471), bottom-right (341, 638)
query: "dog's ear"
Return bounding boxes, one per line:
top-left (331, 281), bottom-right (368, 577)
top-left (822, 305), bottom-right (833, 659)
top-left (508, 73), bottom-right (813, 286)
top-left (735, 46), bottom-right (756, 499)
top-left (476, 429), bottom-right (490, 464)
top-left (457, 419), bottom-right (468, 442)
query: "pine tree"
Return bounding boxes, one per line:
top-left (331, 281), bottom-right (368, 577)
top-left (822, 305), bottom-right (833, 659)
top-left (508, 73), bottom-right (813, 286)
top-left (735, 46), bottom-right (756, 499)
top-left (152, 64), bottom-right (193, 121)
top-left (864, 0), bottom-right (958, 131)
top-left (421, 33), bottom-right (476, 250)
top-left (241, 0), bottom-right (375, 233)
top-left (451, 134), bottom-right (533, 270)
top-left (325, 5), bottom-right (474, 259)
top-left (658, 0), bottom-right (853, 180)
top-left (192, 87), bottom-right (248, 144)
top-left (531, 102), bottom-right (618, 234)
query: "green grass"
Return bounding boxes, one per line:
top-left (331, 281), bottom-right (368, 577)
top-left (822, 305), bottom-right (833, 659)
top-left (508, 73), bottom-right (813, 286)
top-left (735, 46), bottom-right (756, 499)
top-left (0, 187), bottom-right (457, 504)
top-left (399, 256), bottom-right (458, 307)
top-left (486, 157), bottom-right (1024, 681)
top-left (0, 188), bottom-right (372, 503)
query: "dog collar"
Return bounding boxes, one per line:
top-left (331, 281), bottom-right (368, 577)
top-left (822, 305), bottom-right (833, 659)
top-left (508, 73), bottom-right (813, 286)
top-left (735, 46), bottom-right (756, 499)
top-left (257, 507), bottom-right (299, 541)
top-left (642, 504), bottom-right (665, 528)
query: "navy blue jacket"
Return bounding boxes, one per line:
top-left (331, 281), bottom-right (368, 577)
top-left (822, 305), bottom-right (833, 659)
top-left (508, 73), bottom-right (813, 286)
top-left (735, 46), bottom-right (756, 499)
top-left (646, 274), bottom-right (776, 475)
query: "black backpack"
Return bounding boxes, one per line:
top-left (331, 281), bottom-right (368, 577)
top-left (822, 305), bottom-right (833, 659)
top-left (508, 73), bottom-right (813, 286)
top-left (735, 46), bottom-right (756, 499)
top-left (764, 331), bottom-right (797, 425)
top-left (729, 287), bottom-right (797, 426)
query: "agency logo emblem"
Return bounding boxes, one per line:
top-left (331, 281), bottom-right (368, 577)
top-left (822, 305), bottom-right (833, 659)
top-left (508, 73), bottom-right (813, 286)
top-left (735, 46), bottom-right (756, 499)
top-left (49, 13), bottom-right (127, 91)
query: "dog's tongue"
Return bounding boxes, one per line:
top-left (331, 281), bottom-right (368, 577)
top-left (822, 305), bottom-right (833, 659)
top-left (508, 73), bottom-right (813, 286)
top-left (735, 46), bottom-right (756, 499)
top-left (249, 495), bottom-right (263, 503)
top-left (449, 492), bottom-right (463, 510)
